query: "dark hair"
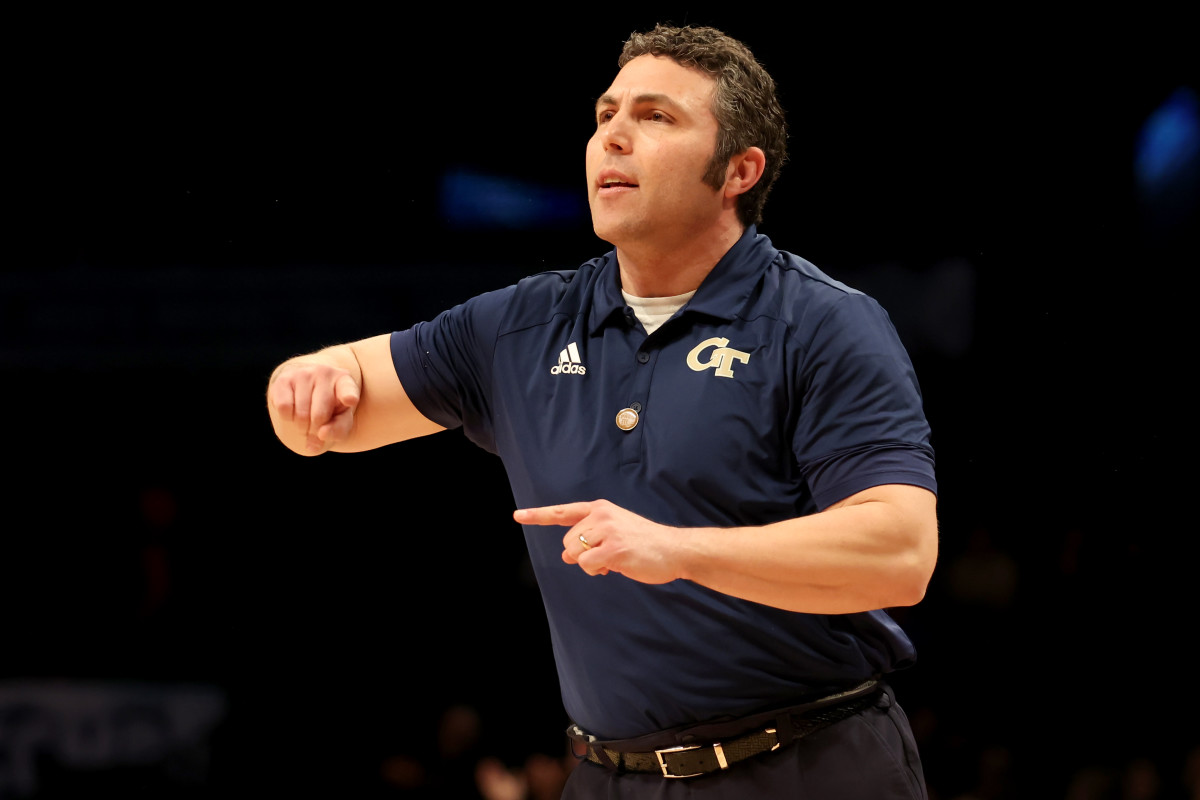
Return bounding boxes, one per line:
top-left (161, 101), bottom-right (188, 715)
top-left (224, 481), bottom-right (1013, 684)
top-left (619, 24), bottom-right (788, 226)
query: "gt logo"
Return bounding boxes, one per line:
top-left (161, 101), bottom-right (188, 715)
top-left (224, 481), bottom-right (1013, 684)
top-left (686, 337), bottom-right (751, 378)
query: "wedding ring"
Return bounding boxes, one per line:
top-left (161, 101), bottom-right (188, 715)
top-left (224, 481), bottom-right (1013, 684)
top-left (578, 533), bottom-right (592, 550)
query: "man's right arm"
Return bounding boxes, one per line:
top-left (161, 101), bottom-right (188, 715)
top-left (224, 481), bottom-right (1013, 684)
top-left (266, 333), bottom-right (445, 456)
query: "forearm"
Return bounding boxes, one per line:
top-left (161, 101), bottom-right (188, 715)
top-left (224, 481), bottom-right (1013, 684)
top-left (522, 485), bottom-right (939, 615)
top-left (266, 334), bottom-right (446, 456)
top-left (676, 487), bottom-right (938, 614)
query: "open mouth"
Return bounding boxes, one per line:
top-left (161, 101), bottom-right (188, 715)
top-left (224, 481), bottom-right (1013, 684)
top-left (599, 179), bottom-right (638, 191)
top-left (597, 169), bottom-right (637, 191)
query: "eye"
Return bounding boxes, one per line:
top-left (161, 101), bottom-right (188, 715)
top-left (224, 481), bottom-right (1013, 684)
top-left (597, 109), bottom-right (615, 125)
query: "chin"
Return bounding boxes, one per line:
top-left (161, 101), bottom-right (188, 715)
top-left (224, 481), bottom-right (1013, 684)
top-left (590, 219), bottom-right (621, 246)
top-left (591, 215), bottom-right (646, 249)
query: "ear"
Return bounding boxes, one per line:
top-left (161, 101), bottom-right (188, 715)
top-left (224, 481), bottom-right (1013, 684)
top-left (723, 146), bottom-right (766, 199)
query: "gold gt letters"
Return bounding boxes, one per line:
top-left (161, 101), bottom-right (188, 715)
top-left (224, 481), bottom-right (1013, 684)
top-left (686, 337), bottom-right (751, 378)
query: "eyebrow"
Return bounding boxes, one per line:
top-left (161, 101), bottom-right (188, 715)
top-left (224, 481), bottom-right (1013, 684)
top-left (594, 92), bottom-right (683, 114)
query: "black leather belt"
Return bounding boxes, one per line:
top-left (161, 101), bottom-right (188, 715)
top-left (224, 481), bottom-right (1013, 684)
top-left (572, 680), bottom-right (881, 779)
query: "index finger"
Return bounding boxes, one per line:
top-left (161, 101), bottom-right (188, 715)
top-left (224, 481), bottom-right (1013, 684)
top-left (513, 503), bottom-right (593, 527)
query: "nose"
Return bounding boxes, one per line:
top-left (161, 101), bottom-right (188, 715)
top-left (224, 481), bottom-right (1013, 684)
top-left (601, 108), bottom-right (632, 153)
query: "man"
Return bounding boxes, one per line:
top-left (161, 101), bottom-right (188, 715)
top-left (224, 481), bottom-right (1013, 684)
top-left (267, 24), bottom-right (937, 799)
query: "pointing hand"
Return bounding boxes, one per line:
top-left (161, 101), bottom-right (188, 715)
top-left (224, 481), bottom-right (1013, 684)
top-left (268, 363), bottom-right (361, 453)
top-left (514, 500), bottom-right (682, 585)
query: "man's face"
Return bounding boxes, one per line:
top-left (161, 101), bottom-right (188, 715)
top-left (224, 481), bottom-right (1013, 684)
top-left (586, 54), bottom-right (724, 250)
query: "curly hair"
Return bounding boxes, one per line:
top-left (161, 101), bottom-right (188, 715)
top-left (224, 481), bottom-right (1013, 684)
top-left (618, 24), bottom-right (788, 227)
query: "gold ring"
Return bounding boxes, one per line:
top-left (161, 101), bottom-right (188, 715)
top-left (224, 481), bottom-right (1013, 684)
top-left (578, 533), bottom-right (592, 549)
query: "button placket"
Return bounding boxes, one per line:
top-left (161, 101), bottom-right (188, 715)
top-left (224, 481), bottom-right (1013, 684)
top-left (624, 349), bottom-right (651, 427)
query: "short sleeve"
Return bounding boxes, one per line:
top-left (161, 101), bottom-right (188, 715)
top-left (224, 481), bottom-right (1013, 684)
top-left (793, 292), bottom-right (936, 508)
top-left (389, 285), bottom-right (516, 454)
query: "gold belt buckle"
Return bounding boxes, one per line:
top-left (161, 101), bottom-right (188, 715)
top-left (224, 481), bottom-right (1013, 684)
top-left (654, 742), bottom-right (727, 778)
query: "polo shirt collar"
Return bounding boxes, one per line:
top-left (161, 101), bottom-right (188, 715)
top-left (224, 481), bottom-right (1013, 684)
top-left (588, 225), bottom-right (777, 335)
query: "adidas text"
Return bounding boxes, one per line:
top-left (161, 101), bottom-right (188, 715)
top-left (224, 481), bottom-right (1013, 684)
top-left (551, 342), bottom-right (587, 375)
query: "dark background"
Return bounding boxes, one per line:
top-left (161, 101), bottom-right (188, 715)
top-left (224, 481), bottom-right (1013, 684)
top-left (5, 8), bottom-right (1197, 799)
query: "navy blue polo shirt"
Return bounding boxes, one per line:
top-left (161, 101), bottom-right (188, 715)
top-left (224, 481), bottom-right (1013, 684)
top-left (390, 226), bottom-right (936, 739)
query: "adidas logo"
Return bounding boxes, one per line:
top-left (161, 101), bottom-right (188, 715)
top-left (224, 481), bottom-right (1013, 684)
top-left (550, 342), bottom-right (587, 375)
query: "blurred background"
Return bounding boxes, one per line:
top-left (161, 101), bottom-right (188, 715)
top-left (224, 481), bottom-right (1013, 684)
top-left (4, 7), bottom-right (1197, 799)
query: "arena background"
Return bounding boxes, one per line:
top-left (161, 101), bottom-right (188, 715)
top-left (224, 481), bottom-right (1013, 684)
top-left (4, 8), bottom-right (1196, 799)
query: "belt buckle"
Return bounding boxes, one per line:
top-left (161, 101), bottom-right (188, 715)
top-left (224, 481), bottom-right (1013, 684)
top-left (654, 742), bottom-right (727, 778)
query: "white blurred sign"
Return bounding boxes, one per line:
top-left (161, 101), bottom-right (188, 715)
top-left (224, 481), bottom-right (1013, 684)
top-left (0, 679), bottom-right (227, 798)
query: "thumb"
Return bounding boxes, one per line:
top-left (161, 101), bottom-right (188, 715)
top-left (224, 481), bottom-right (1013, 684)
top-left (334, 372), bottom-right (361, 408)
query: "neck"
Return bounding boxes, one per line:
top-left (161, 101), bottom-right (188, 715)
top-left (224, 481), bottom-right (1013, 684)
top-left (615, 219), bottom-right (745, 298)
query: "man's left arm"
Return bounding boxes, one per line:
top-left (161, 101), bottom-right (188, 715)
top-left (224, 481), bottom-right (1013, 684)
top-left (514, 483), bottom-right (937, 614)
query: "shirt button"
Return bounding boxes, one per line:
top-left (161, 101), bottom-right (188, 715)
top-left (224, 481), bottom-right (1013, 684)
top-left (630, 402), bottom-right (642, 412)
top-left (636, 351), bottom-right (650, 364)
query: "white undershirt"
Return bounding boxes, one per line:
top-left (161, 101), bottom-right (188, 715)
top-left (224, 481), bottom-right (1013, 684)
top-left (621, 289), bottom-right (697, 335)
